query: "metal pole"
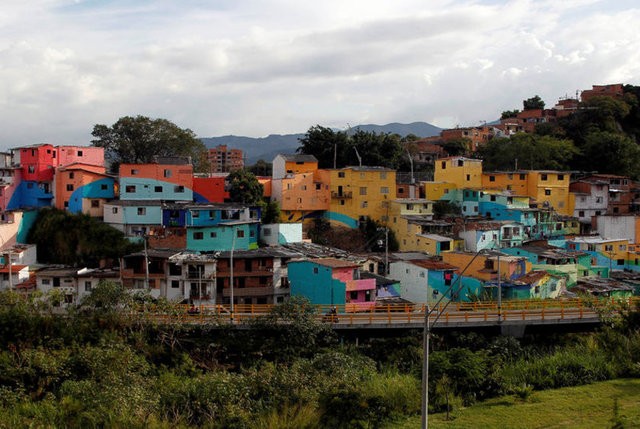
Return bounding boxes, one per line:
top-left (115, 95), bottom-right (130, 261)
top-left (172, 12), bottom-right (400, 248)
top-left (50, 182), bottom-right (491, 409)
top-left (8, 250), bottom-right (12, 290)
top-left (385, 227), bottom-right (389, 275)
top-left (144, 236), bottom-right (150, 290)
top-left (230, 226), bottom-right (236, 317)
top-left (421, 281), bottom-right (430, 428)
top-left (497, 228), bottom-right (501, 321)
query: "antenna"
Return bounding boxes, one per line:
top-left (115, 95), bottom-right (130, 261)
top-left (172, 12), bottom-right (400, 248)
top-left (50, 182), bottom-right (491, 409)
top-left (354, 147), bottom-right (362, 167)
top-left (406, 149), bottom-right (415, 184)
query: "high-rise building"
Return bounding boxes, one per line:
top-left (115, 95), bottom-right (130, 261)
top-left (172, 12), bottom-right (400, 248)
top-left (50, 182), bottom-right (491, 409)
top-left (207, 145), bottom-right (244, 173)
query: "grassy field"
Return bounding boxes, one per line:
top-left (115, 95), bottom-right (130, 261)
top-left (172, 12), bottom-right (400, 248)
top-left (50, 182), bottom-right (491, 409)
top-left (387, 378), bottom-right (640, 429)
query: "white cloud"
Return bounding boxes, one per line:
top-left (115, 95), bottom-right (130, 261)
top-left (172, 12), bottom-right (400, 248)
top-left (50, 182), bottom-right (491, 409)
top-left (0, 0), bottom-right (638, 147)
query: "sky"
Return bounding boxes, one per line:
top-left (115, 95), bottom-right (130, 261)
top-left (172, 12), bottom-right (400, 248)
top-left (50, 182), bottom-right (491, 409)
top-left (0, 0), bottom-right (639, 149)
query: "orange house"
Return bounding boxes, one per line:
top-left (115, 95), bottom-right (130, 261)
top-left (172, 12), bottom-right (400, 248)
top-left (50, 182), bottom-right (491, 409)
top-left (54, 163), bottom-right (114, 215)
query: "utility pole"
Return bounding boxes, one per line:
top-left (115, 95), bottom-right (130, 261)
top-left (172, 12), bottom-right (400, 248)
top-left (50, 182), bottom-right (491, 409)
top-left (143, 235), bottom-right (150, 290)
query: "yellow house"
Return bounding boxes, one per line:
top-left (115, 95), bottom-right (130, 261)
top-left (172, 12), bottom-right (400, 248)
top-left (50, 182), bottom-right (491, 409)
top-left (434, 157), bottom-right (483, 189)
top-left (481, 170), bottom-right (571, 216)
top-left (328, 166), bottom-right (396, 228)
top-left (388, 198), bottom-right (436, 252)
top-left (526, 171), bottom-right (571, 216)
top-left (424, 181), bottom-right (459, 202)
top-left (442, 251), bottom-right (531, 282)
top-left (481, 171), bottom-right (529, 195)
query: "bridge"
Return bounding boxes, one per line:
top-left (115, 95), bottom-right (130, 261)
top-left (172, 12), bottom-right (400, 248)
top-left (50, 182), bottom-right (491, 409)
top-left (139, 297), bottom-right (636, 336)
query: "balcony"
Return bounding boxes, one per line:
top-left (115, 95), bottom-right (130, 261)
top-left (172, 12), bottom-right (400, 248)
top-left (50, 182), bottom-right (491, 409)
top-left (331, 191), bottom-right (352, 199)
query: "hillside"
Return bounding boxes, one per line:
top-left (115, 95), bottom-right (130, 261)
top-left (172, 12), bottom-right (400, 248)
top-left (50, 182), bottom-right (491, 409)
top-left (200, 121), bottom-right (442, 164)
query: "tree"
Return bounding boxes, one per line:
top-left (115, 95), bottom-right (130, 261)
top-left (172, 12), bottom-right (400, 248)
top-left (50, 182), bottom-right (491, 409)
top-left (477, 134), bottom-right (578, 171)
top-left (91, 115), bottom-right (208, 173)
top-left (578, 131), bottom-right (640, 179)
top-left (297, 125), bottom-right (349, 168)
top-left (259, 200), bottom-right (281, 224)
top-left (247, 159), bottom-right (272, 177)
top-left (523, 95), bottom-right (545, 110)
top-left (442, 138), bottom-right (472, 156)
top-left (501, 110), bottom-right (520, 119)
top-left (297, 125), bottom-right (405, 169)
top-left (225, 169), bottom-right (264, 205)
top-left (26, 208), bottom-right (140, 266)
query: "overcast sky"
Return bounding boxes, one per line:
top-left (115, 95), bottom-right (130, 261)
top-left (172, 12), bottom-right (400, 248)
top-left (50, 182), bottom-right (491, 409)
top-left (1, 0), bottom-right (639, 149)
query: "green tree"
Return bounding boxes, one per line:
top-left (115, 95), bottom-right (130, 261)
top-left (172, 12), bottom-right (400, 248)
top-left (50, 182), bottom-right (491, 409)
top-left (26, 208), bottom-right (140, 266)
top-left (91, 115), bottom-right (208, 173)
top-left (523, 95), bottom-right (545, 110)
top-left (578, 131), bottom-right (640, 179)
top-left (501, 109), bottom-right (520, 119)
top-left (247, 159), bottom-right (272, 176)
top-left (297, 125), bottom-right (405, 169)
top-left (442, 137), bottom-right (472, 156)
top-left (477, 134), bottom-right (578, 171)
top-left (225, 169), bottom-right (264, 205)
top-left (297, 125), bottom-right (349, 168)
top-left (259, 200), bottom-right (281, 224)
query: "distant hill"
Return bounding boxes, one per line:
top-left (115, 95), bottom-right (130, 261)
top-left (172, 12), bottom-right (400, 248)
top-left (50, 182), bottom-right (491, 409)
top-left (200, 122), bottom-right (442, 164)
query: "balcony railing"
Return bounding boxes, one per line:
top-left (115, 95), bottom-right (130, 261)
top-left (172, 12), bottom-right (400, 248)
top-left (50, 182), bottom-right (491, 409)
top-left (331, 191), bottom-right (352, 199)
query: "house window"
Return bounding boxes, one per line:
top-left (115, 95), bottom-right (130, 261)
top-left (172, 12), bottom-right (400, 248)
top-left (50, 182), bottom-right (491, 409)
top-left (155, 186), bottom-right (163, 192)
top-left (350, 291), bottom-right (358, 300)
top-left (315, 183), bottom-right (321, 190)
top-left (210, 232), bottom-right (217, 238)
top-left (380, 172), bottom-right (387, 179)
top-left (77, 150), bottom-right (83, 156)
top-left (91, 200), bottom-right (100, 208)
top-left (112, 207), bottom-right (118, 214)
top-left (125, 185), bottom-right (136, 193)
top-left (380, 187), bottom-right (389, 194)
top-left (520, 174), bottom-right (526, 180)
top-left (490, 195), bottom-right (496, 202)
top-left (466, 174), bottom-right (470, 181)
top-left (69, 172), bottom-right (74, 179)
top-left (171, 280), bottom-right (180, 289)
top-left (66, 184), bottom-right (74, 191)
top-left (101, 184), bottom-right (108, 190)
top-left (131, 169), bottom-right (139, 175)
top-left (85, 281), bottom-right (92, 292)
top-left (192, 211), bottom-right (200, 218)
top-left (237, 230), bottom-right (245, 238)
top-left (137, 207), bottom-right (146, 215)
top-left (193, 232), bottom-right (203, 240)
top-left (313, 267), bottom-right (319, 274)
top-left (338, 172), bottom-right (345, 178)
top-left (557, 174), bottom-right (564, 180)
top-left (297, 198), bottom-right (302, 203)
top-left (361, 201), bottom-right (368, 208)
top-left (441, 161), bottom-right (446, 169)
top-left (489, 176), bottom-right (495, 182)
top-left (263, 228), bottom-right (272, 236)
top-left (28, 165), bottom-right (35, 174)
top-left (164, 169), bottom-right (172, 178)
top-left (579, 211), bottom-right (585, 217)
top-left (545, 189), bottom-right (551, 196)
top-left (541, 174), bottom-right (547, 181)
top-left (340, 200), bottom-right (345, 205)
top-left (174, 185), bottom-right (184, 193)
top-left (359, 187), bottom-right (367, 196)
top-left (42, 279), bottom-right (50, 285)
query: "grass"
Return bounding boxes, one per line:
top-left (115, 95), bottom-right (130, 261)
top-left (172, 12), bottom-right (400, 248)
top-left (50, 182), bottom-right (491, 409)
top-left (386, 378), bottom-right (640, 429)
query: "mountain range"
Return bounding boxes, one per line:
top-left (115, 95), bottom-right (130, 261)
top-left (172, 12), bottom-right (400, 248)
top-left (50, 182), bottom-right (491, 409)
top-left (200, 122), bottom-right (442, 164)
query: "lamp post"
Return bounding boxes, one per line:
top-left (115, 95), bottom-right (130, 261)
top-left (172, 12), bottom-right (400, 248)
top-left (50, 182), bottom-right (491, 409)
top-left (230, 226), bottom-right (237, 318)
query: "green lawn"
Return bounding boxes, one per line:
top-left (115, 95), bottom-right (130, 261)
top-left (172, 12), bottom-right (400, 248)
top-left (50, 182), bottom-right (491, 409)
top-left (387, 378), bottom-right (640, 429)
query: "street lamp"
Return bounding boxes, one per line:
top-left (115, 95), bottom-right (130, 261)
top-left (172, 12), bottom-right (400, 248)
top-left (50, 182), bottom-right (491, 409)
top-left (421, 250), bottom-right (486, 428)
top-left (230, 225), bottom-right (237, 318)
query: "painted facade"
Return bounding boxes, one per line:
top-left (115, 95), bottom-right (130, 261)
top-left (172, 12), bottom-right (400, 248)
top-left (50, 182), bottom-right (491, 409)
top-left (272, 154), bottom-right (319, 180)
top-left (434, 157), bottom-right (483, 189)
top-left (193, 175), bottom-right (229, 203)
top-left (119, 162), bottom-right (193, 202)
top-left (328, 167), bottom-right (396, 228)
top-left (54, 164), bottom-right (114, 215)
top-left (289, 258), bottom-right (376, 309)
top-left (260, 223), bottom-right (303, 246)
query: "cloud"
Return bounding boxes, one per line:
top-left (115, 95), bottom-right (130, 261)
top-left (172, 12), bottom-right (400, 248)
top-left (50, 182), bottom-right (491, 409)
top-left (0, 0), bottom-right (639, 147)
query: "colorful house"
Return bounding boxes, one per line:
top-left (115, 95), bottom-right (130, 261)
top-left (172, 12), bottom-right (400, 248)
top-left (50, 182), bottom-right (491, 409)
top-left (272, 154), bottom-right (319, 179)
top-left (54, 164), bottom-right (115, 215)
top-left (119, 160), bottom-right (193, 202)
top-left (328, 166), bottom-right (396, 228)
top-left (565, 236), bottom-right (630, 275)
top-left (434, 157), bottom-right (483, 190)
top-left (485, 270), bottom-right (566, 300)
top-left (288, 258), bottom-right (376, 310)
top-left (193, 174), bottom-right (229, 203)
top-left (272, 169), bottom-right (330, 223)
top-left (103, 200), bottom-right (163, 237)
